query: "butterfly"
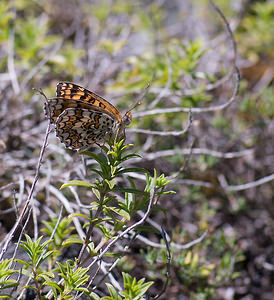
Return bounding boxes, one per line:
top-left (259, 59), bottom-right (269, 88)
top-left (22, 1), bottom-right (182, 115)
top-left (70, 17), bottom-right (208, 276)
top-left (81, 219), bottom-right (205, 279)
top-left (44, 82), bottom-right (132, 151)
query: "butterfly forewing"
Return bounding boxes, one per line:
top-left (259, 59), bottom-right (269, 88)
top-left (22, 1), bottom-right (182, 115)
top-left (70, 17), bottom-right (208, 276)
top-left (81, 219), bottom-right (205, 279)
top-left (56, 82), bottom-right (122, 123)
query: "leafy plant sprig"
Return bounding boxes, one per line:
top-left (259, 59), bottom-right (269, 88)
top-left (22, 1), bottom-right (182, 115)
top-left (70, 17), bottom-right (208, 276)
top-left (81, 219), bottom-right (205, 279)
top-left (60, 138), bottom-right (173, 267)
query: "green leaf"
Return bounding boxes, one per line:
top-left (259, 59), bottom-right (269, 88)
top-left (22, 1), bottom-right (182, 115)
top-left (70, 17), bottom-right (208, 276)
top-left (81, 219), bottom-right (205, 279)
top-left (115, 167), bottom-right (148, 175)
top-left (44, 281), bottom-right (63, 292)
top-left (121, 272), bottom-right (153, 299)
top-left (0, 280), bottom-right (19, 290)
top-left (89, 168), bottom-right (104, 177)
top-left (68, 213), bottom-right (90, 221)
top-left (89, 292), bottom-right (101, 300)
top-left (83, 151), bottom-right (108, 165)
top-left (14, 259), bottom-right (30, 267)
top-left (60, 180), bottom-right (94, 189)
top-left (108, 206), bottom-right (130, 220)
top-left (113, 187), bottom-right (147, 195)
top-left (161, 190), bottom-right (176, 195)
top-left (105, 283), bottom-right (122, 300)
top-left (120, 153), bottom-right (142, 162)
top-left (92, 187), bottom-right (101, 200)
top-left (105, 179), bottom-right (116, 189)
top-left (62, 237), bottom-right (84, 247)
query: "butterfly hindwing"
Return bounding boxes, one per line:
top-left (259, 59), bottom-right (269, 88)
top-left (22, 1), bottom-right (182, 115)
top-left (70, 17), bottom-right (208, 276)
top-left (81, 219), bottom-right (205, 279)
top-left (44, 98), bottom-right (116, 124)
top-left (55, 108), bottom-right (115, 151)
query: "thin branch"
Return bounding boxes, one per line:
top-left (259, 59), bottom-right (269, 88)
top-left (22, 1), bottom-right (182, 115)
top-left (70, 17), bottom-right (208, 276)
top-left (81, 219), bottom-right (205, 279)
top-left (147, 70), bottom-right (234, 98)
top-left (218, 173), bottom-right (238, 210)
top-left (0, 122), bottom-right (51, 260)
top-left (91, 232), bottom-right (138, 291)
top-left (176, 174), bottom-right (274, 192)
top-left (11, 201), bottom-right (34, 269)
top-left (128, 127), bottom-right (188, 137)
top-left (136, 230), bottom-right (208, 250)
top-left (172, 230), bottom-right (208, 249)
top-left (69, 186), bottom-right (92, 209)
top-left (174, 179), bottom-right (215, 188)
top-left (128, 108), bottom-right (191, 136)
top-left (209, 0), bottom-right (237, 66)
top-left (100, 261), bottom-right (122, 291)
top-left (139, 147), bottom-right (253, 161)
top-left (127, 170), bottom-right (273, 194)
top-left (77, 205), bottom-right (103, 266)
top-left (49, 207), bottom-right (63, 241)
top-left (225, 173), bottom-right (274, 192)
top-left (0, 183), bottom-right (16, 191)
top-left (133, 66), bottom-right (240, 117)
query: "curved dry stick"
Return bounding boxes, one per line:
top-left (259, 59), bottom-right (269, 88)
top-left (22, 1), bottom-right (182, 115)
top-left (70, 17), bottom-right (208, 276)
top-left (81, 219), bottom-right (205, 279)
top-left (176, 174), bottom-right (274, 192)
top-left (210, 0), bottom-right (237, 66)
top-left (139, 147), bottom-right (253, 161)
top-left (225, 173), bottom-right (274, 192)
top-left (127, 118), bottom-right (190, 136)
top-left (133, 66), bottom-right (240, 117)
top-left (136, 229), bottom-right (208, 251)
top-left (89, 233), bottom-right (138, 292)
top-left (148, 69), bottom-right (234, 98)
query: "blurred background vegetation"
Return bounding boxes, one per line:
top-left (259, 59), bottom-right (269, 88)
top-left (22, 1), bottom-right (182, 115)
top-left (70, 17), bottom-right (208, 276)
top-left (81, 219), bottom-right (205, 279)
top-left (0, 0), bottom-right (273, 299)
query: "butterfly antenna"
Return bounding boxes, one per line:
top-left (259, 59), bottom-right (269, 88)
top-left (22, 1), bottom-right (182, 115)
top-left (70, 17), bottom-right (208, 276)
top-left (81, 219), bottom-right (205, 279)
top-left (125, 82), bottom-right (150, 114)
top-left (32, 87), bottom-right (49, 104)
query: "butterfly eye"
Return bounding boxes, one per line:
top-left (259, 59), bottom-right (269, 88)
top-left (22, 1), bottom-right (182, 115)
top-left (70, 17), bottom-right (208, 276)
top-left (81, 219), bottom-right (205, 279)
top-left (122, 111), bottom-right (132, 126)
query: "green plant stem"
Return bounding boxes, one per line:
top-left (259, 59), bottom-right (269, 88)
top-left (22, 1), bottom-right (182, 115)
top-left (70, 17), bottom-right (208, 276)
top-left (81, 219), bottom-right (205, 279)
top-left (88, 187), bottom-right (155, 270)
top-left (74, 187), bottom-right (156, 300)
top-left (77, 191), bottom-right (106, 266)
top-left (33, 268), bottom-right (42, 300)
top-left (76, 206), bottom-right (101, 266)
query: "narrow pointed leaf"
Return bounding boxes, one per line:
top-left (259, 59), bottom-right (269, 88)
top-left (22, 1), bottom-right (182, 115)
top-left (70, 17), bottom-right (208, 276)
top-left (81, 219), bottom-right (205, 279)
top-left (108, 206), bottom-right (130, 220)
top-left (120, 153), bottom-right (142, 162)
top-left (115, 167), bottom-right (148, 175)
top-left (113, 187), bottom-right (147, 195)
top-left (60, 180), bottom-right (93, 189)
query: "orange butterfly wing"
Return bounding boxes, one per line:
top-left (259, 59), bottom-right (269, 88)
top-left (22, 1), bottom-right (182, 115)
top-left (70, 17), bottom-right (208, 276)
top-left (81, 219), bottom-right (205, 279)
top-left (56, 82), bottom-right (122, 123)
